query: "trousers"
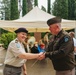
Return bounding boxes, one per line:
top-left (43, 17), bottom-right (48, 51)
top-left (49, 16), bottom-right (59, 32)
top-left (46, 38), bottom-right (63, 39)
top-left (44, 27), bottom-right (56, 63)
top-left (56, 68), bottom-right (75, 75)
top-left (3, 64), bottom-right (22, 75)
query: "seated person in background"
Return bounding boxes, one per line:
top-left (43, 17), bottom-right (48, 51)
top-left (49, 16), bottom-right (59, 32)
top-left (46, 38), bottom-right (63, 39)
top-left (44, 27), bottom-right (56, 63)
top-left (69, 32), bottom-right (76, 65)
top-left (27, 33), bottom-right (36, 49)
top-left (43, 32), bottom-right (49, 48)
top-left (69, 32), bottom-right (76, 52)
top-left (31, 42), bottom-right (39, 53)
top-left (38, 43), bottom-right (45, 53)
top-left (23, 37), bottom-right (30, 53)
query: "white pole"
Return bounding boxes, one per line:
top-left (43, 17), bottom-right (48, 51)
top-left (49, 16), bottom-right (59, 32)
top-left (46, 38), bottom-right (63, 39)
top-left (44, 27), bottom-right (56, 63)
top-left (74, 28), bottom-right (76, 38)
top-left (74, 20), bottom-right (76, 38)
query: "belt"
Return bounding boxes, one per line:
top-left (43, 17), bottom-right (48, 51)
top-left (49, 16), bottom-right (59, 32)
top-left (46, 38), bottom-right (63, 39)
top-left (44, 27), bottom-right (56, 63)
top-left (5, 64), bottom-right (22, 69)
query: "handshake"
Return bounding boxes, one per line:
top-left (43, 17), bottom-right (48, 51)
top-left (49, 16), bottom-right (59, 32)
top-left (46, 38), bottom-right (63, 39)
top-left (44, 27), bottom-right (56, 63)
top-left (37, 52), bottom-right (46, 60)
top-left (31, 52), bottom-right (46, 67)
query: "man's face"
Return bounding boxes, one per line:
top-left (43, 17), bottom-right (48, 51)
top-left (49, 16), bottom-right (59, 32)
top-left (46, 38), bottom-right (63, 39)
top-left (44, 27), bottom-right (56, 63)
top-left (17, 32), bottom-right (27, 42)
top-left (49, 23), bottom-right (58, 35)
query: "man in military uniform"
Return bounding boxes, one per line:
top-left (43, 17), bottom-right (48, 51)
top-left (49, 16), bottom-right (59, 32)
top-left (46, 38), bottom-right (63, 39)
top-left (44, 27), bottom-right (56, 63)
top-left (3, 28), bottom-right (43, 75)
top-left (38, 17), bottom-right (75, 75)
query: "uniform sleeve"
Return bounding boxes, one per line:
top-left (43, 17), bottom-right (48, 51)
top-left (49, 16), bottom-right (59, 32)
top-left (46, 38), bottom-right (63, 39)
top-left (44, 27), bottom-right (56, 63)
top-left (45, 35), bottom-right (74, 59)
top-left (9, 42), bottom-right (24, 57)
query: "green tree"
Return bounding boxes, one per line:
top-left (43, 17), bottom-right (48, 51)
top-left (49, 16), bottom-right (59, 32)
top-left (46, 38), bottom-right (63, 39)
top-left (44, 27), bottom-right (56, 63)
top-left (41, 6), bottom-right (46, 12)
top-left (0, 32), bottom-right (16, 49)
top-left (0, 0), bottom-right (11, 20)
top-left (0, 28), bottom-right (8, 35)
top-left (22, 0), bottom-right (27, 16)
top-left (68, 0), bottom-right (76, 20)
top-left (10, 0), bottom-right (19, 20)
top-left (47, 0), bottom-right (51, 14)
top-left (34, 0), bottom-right (38, 6)
top-left (27, 0), bottom-right (33, 12)
top-left (52, 0), bottom-right (68, 19)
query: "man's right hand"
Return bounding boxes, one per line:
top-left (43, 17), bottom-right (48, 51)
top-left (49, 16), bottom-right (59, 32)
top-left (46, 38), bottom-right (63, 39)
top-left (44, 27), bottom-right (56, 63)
top-left (37, 52), bottom-right (45, 60)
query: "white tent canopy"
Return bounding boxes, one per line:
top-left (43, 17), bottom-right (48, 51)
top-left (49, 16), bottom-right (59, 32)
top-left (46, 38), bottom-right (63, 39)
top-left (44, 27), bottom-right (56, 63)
top-left (0, 6), bottom-right (76, 32)
top-left (14, 6), bottom-right (55, 22)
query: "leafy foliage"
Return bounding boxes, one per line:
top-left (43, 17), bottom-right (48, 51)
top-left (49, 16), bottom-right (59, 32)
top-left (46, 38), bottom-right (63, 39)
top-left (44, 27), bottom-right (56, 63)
top-left (34, 0), bottom-right (38, 6)
top-left (27, 0), bottom-right (33, 12)
top-left (47, 0), bottom-right (51, 14)
top-left (68, 0), bottom-right (76, 20)
top-left (22, 0), bottom-right (27, 16)
top-left (52, 0), bottom-right (68, 19)
top-left (10, 0), bottom-right (19, 20)
top-left (0, 32), bottom-right (16, 49)
top-left (41, 6), bottom-right (46, 12)
top-left (0, 0), bottom-right (11, 20)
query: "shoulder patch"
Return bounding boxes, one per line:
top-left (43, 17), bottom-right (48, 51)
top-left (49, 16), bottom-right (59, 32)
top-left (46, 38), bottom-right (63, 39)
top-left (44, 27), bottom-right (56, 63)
top-left (15, 39), bottom-right (20, 48)
top-left (64, 36), bottom-right (69, 42)
top-left (16, 43), bottom-right (20, 48)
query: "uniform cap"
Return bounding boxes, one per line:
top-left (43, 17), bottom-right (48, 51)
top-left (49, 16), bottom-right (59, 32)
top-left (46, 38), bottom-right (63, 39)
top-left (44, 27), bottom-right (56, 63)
top-left (47, 17), bottom-right (61, 26)
top-left (14, 28), bottom-right (28, 33)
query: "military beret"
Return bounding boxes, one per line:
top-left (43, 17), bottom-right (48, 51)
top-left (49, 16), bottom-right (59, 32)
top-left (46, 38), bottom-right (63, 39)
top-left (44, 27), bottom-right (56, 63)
top-left (47, 17), bottom-right (62, 26)
top-left (14, 28), bottom-right (28, 33)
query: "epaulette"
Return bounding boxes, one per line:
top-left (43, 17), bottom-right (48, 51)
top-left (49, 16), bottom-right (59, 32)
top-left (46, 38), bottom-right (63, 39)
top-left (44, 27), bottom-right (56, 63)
top-left (15, 39), bottom-right (18, 43)
top-left (63, 30), bottom-right (69, 36)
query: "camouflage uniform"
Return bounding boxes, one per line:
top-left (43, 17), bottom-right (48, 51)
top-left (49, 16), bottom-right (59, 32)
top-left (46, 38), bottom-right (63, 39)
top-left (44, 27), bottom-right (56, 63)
top-left (45, 30), bottom-right (75, 75)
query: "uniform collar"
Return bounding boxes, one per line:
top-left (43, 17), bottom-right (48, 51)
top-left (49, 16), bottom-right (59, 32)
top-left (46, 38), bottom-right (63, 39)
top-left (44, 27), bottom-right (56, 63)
top-left (15, 38), bottom-right (22, 44)
top-left (54, 29), bottom-right (63, 38)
